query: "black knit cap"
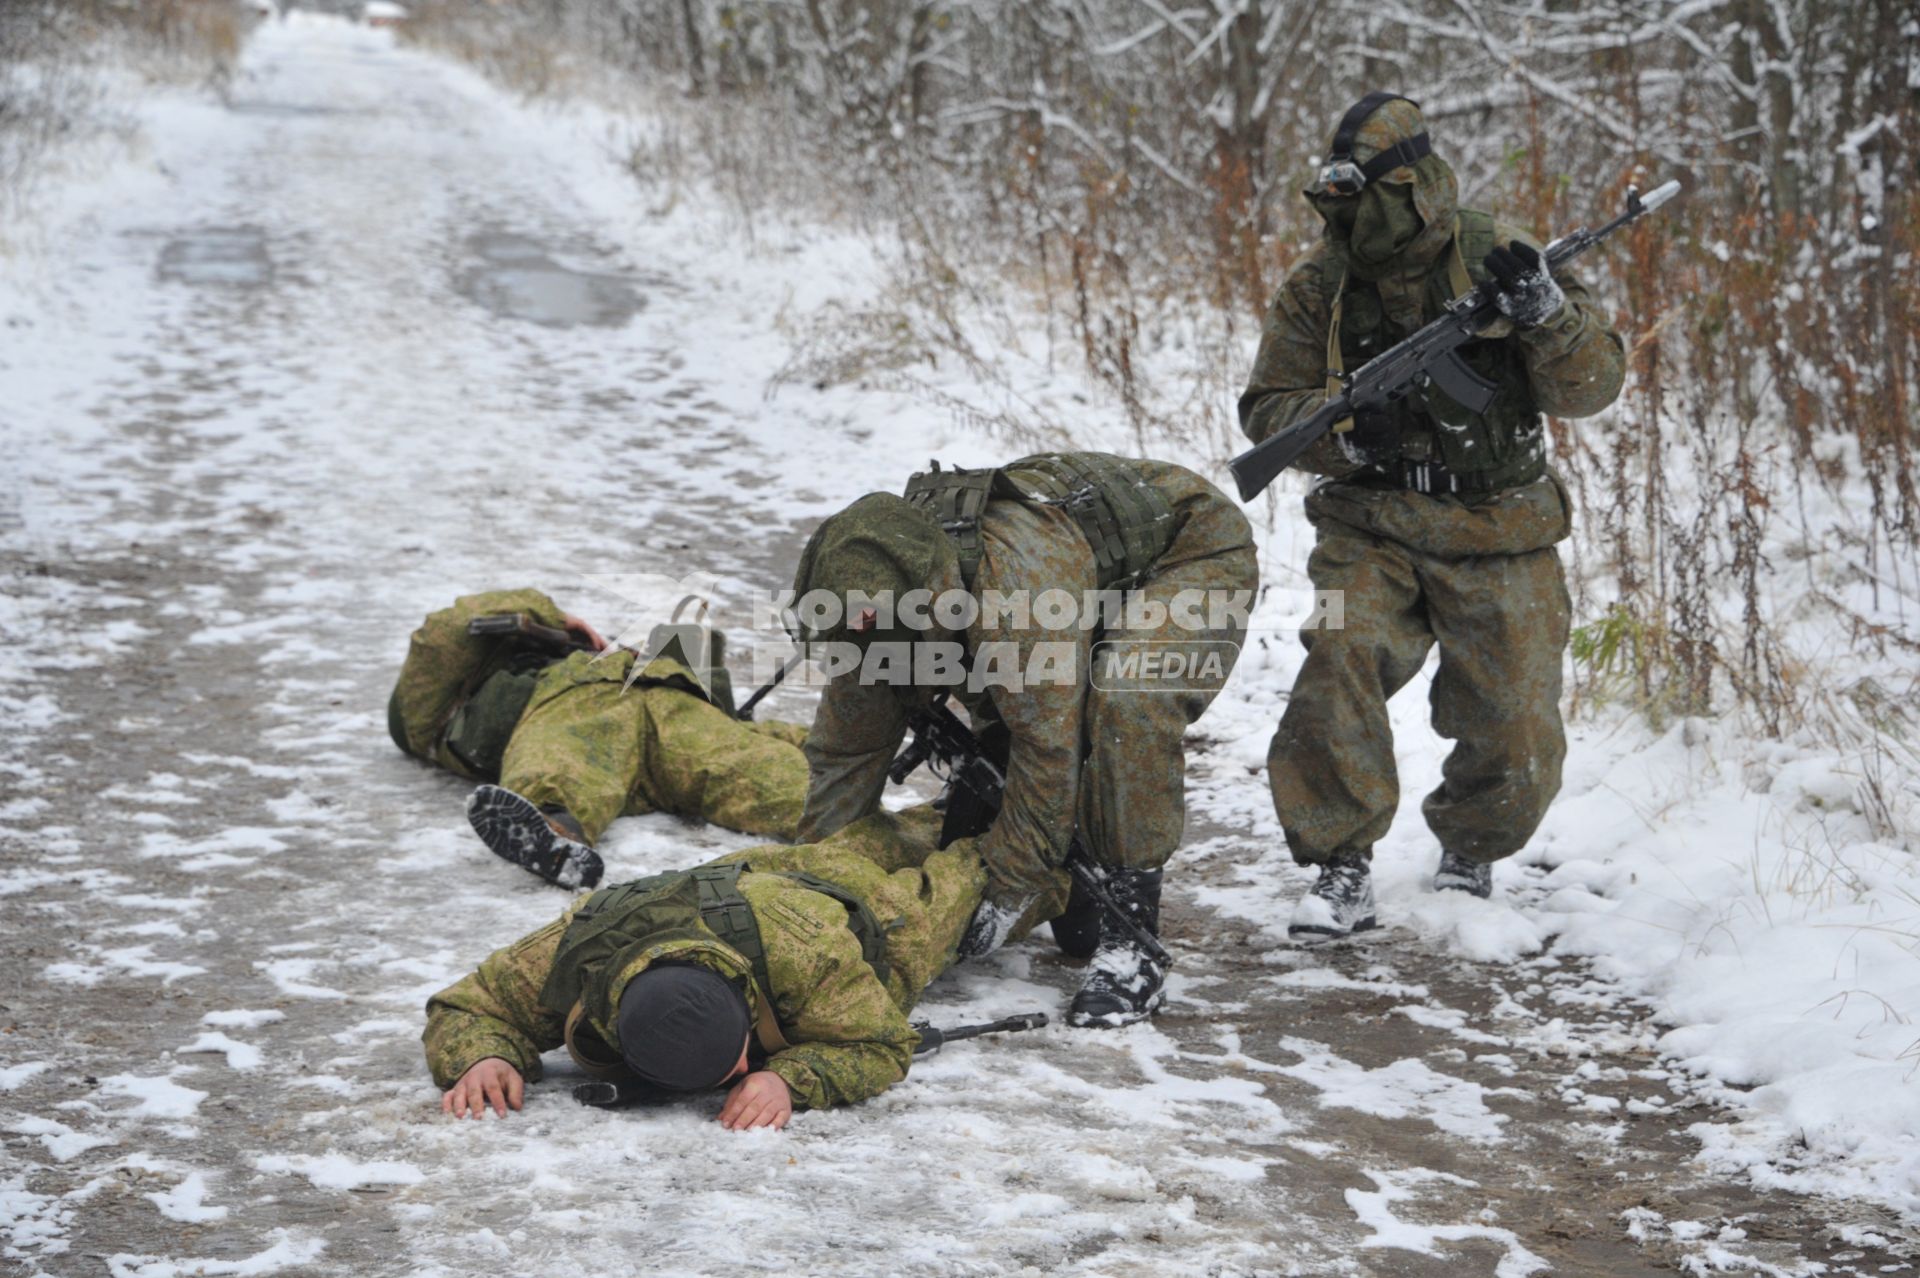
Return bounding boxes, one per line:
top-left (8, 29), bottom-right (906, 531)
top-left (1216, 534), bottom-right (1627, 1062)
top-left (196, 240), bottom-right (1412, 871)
top-left (615, 964), bottom-right (751, 1091)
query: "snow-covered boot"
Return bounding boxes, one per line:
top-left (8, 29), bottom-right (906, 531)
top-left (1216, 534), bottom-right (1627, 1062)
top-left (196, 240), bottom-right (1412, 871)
top-left (466, 785), bottom-right (604, 890)
top-left (1433, 850), bottom-right (1493, 898)
top-left (955, 894), bottom-right (1030, 960)
top-left (1288, 851), bottom-right (1376, 943)
top-left (1067, 869), bottom-right (1166, 1028)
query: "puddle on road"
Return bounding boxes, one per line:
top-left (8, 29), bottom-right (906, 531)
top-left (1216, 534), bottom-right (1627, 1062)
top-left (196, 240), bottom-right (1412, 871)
top-left (157, 227), bottom-right (273, 288)
top-left (456, 231), bottom-right (644, 328)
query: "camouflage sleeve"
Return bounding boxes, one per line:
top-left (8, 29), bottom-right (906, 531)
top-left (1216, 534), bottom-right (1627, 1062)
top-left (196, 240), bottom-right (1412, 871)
top-left (969, 509), bottom-right (1098, 905)
top-left (795, 674), bottom-right (907, 844)
top-left (388, 587), bottom-right (570, 758)
top-left (757, 894), bottom-right (918, 1109)
top-left (1502, 222), bottom-right (1627, 419)
top-left (421, 900), bottom-right (582, 1089)
top-left (1236, 248), bottom-right (1360, 479)
top-left (750, 719), bottom-right (809, 749)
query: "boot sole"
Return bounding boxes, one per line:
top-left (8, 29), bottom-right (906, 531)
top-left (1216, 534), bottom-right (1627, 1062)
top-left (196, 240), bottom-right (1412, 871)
top-left (1066, 989), bottom-right (1167, 1029)
top-left (466, 785), bottom-right (604, 890)
top-left (1287, 916), bottom-right (1379, 945)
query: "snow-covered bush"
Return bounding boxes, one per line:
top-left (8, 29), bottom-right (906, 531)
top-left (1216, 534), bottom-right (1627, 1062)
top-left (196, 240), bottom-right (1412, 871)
top-left (0, 0), bottom-right (252, 212)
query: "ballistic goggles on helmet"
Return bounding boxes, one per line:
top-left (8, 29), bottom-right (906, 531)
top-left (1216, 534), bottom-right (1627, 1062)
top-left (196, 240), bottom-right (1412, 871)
top-left (1307, 91), bottom-right (1431, 198)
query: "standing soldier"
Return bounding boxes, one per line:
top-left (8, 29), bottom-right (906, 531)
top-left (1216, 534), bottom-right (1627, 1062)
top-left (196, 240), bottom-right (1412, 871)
top-left (789, 453), bottom-right (1258, 1026)
top-left (1239, 93), bottom-right (1625, 941)
top-left (389, 588), bottom-right (810, 889)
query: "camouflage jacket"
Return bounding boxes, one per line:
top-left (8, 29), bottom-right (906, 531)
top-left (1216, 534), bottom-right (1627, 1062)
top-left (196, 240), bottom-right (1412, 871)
top-left (422, 810), bottom-right (971, 1110)
top-left (388, 587), bottom-right (572, 771)
top-left (796, 458), bottom-right (1247, 905)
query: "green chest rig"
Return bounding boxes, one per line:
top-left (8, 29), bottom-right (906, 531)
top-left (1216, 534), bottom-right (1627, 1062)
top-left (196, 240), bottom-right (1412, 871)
top-left (1324, 209), bottom-right (1549, 495)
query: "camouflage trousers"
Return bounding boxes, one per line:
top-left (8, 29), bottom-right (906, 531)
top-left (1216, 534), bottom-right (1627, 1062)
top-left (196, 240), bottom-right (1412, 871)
top-left (501, 650), bottom-right (810, 846)
top-left (1270, 476), bottom-right (1573, 866)
top-left (1077, 487), bottom-right (1260, 876)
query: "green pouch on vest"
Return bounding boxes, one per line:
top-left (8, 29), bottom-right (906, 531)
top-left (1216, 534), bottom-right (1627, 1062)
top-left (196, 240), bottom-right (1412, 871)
top-left (1416, 339), bottom-right (1524, 471)
top-left (443, 667), bottom-right (541, 780)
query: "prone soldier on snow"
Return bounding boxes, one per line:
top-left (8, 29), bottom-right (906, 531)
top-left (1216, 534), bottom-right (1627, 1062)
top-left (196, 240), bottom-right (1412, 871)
top-left (1238, 93), bottom-right (1629, 940)
top-left (787, 453), bottom-right (1258, 1027)
top-left (424, 804), bottom-right (1056, 1127)
top-left (387, 588), bottom-right (811, 889)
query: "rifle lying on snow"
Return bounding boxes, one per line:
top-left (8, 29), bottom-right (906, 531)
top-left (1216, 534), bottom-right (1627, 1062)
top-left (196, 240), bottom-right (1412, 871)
top-left (1228, 179), bottom-right (1684, 502)
top-left (890, 694), bottom-right (1173, 970)
top-left (910, 1011), bottom-right (1049, 1055)
top-left (572, 1013), bottom-right (1050, 1107)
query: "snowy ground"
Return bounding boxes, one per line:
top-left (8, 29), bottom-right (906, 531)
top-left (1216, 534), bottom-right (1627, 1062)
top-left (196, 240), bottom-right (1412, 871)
top-left (2, 15), bottom-right (1917, 1277)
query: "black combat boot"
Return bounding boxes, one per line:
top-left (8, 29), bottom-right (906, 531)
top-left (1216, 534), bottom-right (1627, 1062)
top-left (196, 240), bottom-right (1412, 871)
top-left (1287, 850), bottom-right (1376, 943)
top-left (1048, 873), bottom-right (1102, 959)
top-left (1066, 868), bottom-right (1166, 1028)
top-left (1433, 850), bottom-right (1493, 898)
top-left (466, 785), bottom-right (605, 890)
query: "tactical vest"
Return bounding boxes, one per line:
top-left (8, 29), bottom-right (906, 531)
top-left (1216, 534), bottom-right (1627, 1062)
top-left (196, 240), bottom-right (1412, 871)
top-left (903, 452), bottom-right (1176, 590)
top-left (1323, 209), bottom-right (1548, 494)
top-left (539, 863), bottom-right (891, 1080)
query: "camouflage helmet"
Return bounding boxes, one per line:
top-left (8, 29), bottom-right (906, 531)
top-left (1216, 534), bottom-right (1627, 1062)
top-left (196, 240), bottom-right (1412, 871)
top-left (789, 493), bottom-right (956, 643)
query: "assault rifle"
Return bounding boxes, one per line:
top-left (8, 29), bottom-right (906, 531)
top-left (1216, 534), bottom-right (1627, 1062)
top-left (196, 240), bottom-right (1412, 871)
top-left (910, 1011), bottom-right (1049, 1056)
top-left (890, 695), bottom-right (1174, 970)
top-left (888, 693), bottom-right (1006, 851)
top-left (572, 1012), bottom-right (1049, 1107)
top-left (736, 650), bottom-right (807, 722)
top-left (467, 612), bottom-right (600, 654)
top-left (1229, 179), bottom-right (1683, 501)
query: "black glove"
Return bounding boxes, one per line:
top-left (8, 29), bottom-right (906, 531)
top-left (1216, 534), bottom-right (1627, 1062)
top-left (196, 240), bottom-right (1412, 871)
top-left (1483, 240), bottom-right (1565, 329)
top-left (1336, 401), bottom-right (1403, 469)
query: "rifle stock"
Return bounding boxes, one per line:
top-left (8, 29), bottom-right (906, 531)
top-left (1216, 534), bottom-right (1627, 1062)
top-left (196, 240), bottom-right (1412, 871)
top-left (1230, 398), bottom-right (1348, 501)
top-left (467, 612), bottom-right (596, 654)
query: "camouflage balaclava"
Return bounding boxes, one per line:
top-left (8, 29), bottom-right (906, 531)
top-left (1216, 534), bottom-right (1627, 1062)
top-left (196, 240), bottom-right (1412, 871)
top-left (1309, 95), bottom-right (1459, 283)
top-left (789, 493), bottom-right (958, 644)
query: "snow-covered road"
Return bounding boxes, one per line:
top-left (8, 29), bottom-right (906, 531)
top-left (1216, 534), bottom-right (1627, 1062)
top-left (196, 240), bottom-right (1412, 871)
top-left (1, 16), bottom-right (1913, 1277)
